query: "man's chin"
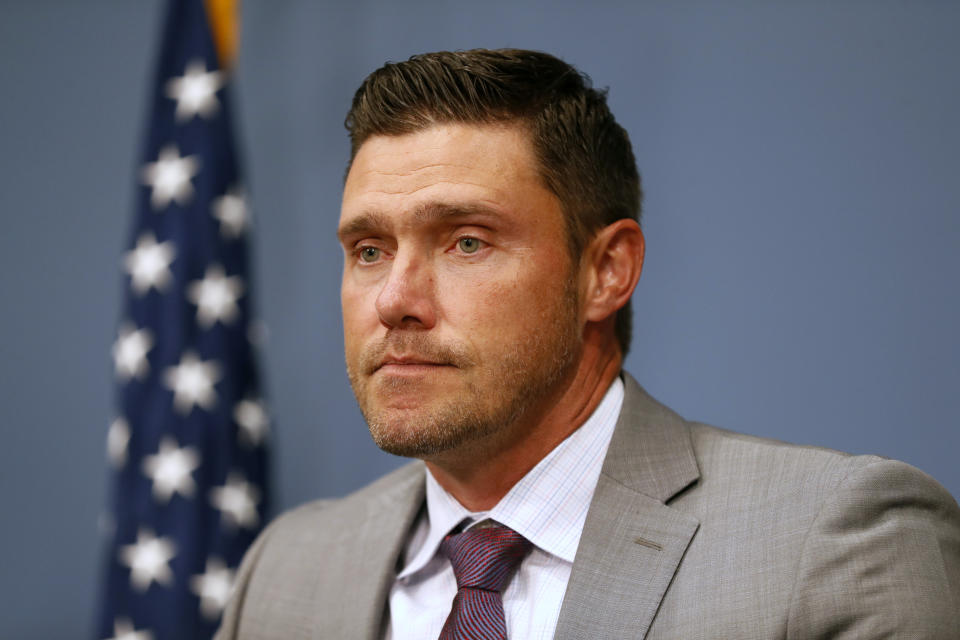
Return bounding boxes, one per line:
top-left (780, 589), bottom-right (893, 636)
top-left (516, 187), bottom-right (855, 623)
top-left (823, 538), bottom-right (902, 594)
top-left (362, 402), bottom-right (490, 459)
top-left (365, 417), bottom-right (457, 458)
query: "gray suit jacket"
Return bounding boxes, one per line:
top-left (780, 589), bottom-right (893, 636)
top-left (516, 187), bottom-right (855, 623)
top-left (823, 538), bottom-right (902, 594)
top-left (216, 373), bottom-right (960, 639)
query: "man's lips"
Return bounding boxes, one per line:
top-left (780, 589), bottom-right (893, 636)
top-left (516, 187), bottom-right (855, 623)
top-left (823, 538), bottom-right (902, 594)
top-left (359, 337), bottom-right (475, 376)
top-left (374, 356), bottom-right (454, 373)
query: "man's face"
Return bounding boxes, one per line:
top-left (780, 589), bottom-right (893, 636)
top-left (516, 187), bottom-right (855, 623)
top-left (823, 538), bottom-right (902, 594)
top-left (338, 123), bottom-right (583, 459)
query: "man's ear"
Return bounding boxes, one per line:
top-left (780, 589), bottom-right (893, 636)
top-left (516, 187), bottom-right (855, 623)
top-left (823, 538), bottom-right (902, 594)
top-left (581, 219), bottom-right (645, 323)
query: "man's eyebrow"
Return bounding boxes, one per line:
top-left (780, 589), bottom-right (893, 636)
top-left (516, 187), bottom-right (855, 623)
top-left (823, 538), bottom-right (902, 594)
top-left (337, 203), bottom-right (506, 241)
top-left (411, 202), bottom-right (505, 224)
top-left (337, 211), bottom-right (391, 242)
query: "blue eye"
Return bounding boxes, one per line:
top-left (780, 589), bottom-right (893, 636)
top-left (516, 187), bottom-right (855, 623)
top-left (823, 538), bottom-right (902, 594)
top-left (458, 237), bottom-right (481, 254)
top-left (359, 247), bottom-right (380, 262)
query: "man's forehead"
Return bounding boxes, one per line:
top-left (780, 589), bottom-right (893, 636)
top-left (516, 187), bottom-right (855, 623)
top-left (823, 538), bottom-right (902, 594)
top-left (338, 123), bottom-right (557, 235)
top-left (345, 123), bottom-right (538, 186)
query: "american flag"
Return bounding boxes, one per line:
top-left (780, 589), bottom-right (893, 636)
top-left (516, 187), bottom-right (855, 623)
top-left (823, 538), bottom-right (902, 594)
top-left (96, 1), bottom-right (269, 638)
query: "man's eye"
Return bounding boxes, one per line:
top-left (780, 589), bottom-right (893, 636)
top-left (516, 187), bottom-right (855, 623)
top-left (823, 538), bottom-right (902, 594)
top-left (457, 237), bottom-right (482, 254)
top-left (359, 247), bottom-right (381, 262)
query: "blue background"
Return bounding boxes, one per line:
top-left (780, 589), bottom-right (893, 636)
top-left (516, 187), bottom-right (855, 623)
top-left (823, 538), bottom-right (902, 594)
top-left (1, 1), bottom-right (957, 637)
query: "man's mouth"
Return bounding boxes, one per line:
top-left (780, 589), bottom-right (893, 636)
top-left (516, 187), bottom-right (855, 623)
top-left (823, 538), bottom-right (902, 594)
top-left (374, 355), bottom-right (452, 373)
top-left (359, 335), bottom-right (475, 377)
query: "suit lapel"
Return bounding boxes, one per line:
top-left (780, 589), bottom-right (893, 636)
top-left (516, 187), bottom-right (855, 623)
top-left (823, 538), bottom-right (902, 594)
top-left (554, 374), bottom-right (701, 640)
top-left (310, 462), bottom-right (426, 640)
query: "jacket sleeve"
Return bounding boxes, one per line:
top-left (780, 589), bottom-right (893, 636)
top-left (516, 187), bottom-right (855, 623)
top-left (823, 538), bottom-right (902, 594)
top-left (785, 458), bottom-right (960, 639)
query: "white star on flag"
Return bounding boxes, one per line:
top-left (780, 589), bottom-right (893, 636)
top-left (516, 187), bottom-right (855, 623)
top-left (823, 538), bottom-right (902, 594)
top-left (190, 557), bottom-right (236, 620)
top-left (124, 231), bottom-right (176, 295)
top-left (105, 617), bottom-right (154, 640)
top-left (142, 437), bottom-right (201, 503)
top-left (163, 351), bottom-right (221, 414)
top-left (107, 417), bottom-right (131, 468)
top-left (118, 529), bottom-right (177, 592)
top-left (234, 398), bottom-right (270, 447)
top-left (165, 58), bottom-right (225, 122)
top-left (141, 144), bottom-right (200, 210)
top-left (210, 472), bottom-right (261, 530)
top-left (186, 264), bottom-right (245, 328)
top-left (211, 186), bottom-right (249, 238)
top-left (112, 323), bottom-right (154, 381)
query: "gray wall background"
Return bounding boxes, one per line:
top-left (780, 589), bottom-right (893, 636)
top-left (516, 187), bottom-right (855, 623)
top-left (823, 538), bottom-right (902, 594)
top-left (1, 1), bottom-right (957, 637)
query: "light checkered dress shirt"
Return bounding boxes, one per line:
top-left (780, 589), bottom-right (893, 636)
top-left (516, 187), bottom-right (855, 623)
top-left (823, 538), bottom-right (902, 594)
top-left (386, 377), bottom-right (624, 640)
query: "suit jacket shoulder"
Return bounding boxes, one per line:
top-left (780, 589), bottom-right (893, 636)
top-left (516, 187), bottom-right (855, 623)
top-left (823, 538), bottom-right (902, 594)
top-left (556, 373), bottom-right (960, 639)
top-left (215, 461), bottom-right (426, 640)
top-left (666, 422), bottom-right (960, 638)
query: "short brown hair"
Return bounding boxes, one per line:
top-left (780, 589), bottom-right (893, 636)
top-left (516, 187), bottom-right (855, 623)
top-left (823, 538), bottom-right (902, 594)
top-left (345, 49), bottom-right (642, 355)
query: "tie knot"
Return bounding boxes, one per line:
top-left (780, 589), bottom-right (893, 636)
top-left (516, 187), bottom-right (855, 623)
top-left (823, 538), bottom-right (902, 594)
top-left (440, 523), bottom-right (532, 593)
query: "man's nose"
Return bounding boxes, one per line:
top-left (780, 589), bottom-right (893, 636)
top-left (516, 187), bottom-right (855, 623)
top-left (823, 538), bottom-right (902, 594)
top-left (374, 252), bottom-right (437, 330)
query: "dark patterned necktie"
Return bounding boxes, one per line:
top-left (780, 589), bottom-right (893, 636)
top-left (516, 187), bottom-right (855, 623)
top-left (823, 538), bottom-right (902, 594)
top-left (438, 522), bottom-right (532, 640)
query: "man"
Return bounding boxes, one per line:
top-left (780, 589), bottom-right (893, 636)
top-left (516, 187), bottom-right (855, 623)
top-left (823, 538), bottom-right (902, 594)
top-left (217, 49), bottom-right (960, 639)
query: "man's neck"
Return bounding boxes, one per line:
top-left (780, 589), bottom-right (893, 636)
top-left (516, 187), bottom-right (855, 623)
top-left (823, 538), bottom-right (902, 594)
top-left (424, 337), bottom-right (622, 511)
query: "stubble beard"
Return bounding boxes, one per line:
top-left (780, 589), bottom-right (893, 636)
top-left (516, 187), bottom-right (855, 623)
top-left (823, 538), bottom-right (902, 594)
top-left (346, 278), bottom-right (582, 459)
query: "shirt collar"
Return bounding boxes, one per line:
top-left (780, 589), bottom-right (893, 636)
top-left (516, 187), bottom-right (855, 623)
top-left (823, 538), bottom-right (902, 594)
top-left (397, 377), bottom-right (624, 579)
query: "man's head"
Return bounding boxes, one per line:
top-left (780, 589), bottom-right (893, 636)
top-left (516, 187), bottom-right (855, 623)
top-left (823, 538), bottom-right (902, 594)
top-left (345, 49), bottom-right (642, 354)
top-left (338, 50), bottom-right (644, 467)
